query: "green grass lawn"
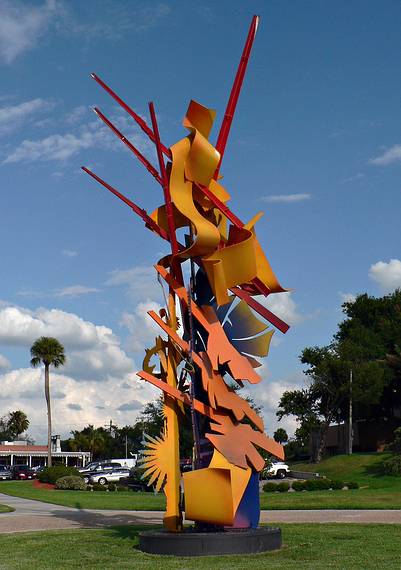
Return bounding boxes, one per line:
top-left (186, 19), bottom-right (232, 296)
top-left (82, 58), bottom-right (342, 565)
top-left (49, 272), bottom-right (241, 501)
top-left (0, 524), bottom-right (399, 569)
top-left (0, 481), bottom-right (166, 510)
top-left (261, 488), bottom-right (401, 510)
top-left (1, 453), bottom-right (400, 511)
top-left (0, 504), bottom-right (14, 513)
top-left (289, 452), bottom-right (401, 489)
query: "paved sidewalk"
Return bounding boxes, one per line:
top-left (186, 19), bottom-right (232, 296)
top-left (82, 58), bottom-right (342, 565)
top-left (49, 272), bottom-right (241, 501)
top-left (1, 493), bottom-right (401, 534)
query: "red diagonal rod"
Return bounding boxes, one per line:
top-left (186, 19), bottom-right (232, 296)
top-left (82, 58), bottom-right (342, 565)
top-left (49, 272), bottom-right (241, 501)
top-left (148, 101), bottom-right (179, 257)
top-left (91, 73), bottom-right (248, 229)
top-left (93, 104), bottom-right (244, 232)
top-left (214, 15), bottom-right (260, 179)
top-left (232, 286), bottom-right (289, 334)
top-left (82, 166), bottom-right (287, 332)
top-left (81, 166), bottom-right (168, 240)
top-left (93, 107), bottom-right (267, 296)
top-left (93, 107), bottom-right (162, 183)
top-left (91, 73), bottom-right (172, 158)
top-left (92, 107), bottom-right (266, 294)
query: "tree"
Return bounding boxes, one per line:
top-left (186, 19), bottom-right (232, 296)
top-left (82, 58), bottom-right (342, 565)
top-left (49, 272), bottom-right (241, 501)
top-left (277, 346), bottom-right (349, 463)
top-left (273, 428), bottom-right (288, 445)
top-left (30, 336), bottom-right (66, 467)
top-left (336, 291), bottom-right (401, 417)
top-left (7, 410), bottom-right (29, 438)
top-left (0, 410), bottom-right (30, 441)
top-left (67, 425), bottom-right (109, 458)
top-left (278, 291), bottom-right (401, 463)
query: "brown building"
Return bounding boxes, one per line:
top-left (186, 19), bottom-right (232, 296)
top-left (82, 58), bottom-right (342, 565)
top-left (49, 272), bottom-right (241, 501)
top-left (325, 418), bottom-right (401, 455)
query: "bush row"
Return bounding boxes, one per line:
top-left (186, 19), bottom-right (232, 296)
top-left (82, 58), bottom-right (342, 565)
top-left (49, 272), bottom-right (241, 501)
top-left (53, 476), bottom-right (129, 492)
top-left (262, 478), bottom-right (359, 493)
top-left (39, 465), bottom-right (82, 484)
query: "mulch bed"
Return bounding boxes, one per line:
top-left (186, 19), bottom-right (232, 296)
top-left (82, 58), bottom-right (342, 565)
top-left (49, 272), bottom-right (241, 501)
top-left (33, 480), bottom-right (55, 490)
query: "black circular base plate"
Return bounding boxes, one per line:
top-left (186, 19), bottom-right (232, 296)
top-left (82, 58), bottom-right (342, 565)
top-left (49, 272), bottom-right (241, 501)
top-left (138, 527), bottom-right (282, 556)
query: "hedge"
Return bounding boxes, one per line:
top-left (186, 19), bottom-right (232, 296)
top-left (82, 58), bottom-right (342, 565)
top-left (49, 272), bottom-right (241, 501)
top-left (55, 476), bottom-right (86, 491)
top-left (38, 466), bottom-right (82, 484)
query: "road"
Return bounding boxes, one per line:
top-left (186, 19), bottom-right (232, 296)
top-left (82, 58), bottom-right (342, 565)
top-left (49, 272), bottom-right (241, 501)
top-left (0, 493), bottom-right (400, 534)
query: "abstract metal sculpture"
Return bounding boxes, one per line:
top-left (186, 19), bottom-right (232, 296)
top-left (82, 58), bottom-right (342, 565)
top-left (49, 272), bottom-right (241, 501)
top-left (83, 15), bottom-right (289, 535)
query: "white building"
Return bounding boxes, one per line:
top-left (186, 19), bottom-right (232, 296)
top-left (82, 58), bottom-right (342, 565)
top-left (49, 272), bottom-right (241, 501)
top-left (0, 436), bottom-right (91, 467)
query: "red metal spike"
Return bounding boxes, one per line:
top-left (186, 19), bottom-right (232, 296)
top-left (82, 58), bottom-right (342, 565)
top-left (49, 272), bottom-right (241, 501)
top-left (91, 73), bottom-right (172, 159)
top-left (93, 107), bottom-right (162, 184)
top-left (148, 102), bottom-right (179, 257)
top-left (81, 166), bottom-right (168, 240)
top-left (214, 15), bottom-right (260, 179)
top-left (82, 167), bottom-right (288, 333)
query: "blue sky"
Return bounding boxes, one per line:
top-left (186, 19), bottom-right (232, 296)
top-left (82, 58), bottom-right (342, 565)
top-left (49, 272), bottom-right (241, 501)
top-left (0, 0), bottom-right (400, 443)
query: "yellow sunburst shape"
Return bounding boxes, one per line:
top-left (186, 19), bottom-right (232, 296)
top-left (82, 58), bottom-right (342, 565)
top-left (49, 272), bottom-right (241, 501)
top-left (138, 430), bottom-right (172, 493)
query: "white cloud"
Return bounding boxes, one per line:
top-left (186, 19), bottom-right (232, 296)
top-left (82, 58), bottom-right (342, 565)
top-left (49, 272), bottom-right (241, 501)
top-left (246, 364), bottom-right (304, 438)
top-left (0, 354), bottom-right (11, 370)
top-left (256, 292), bottom-right (303, 327)
top-left (369, 145), bottom-right (401, 166)
top-left (0, 303), bottom-right (132, 381)
top-left (65, 105), bottom-right (87, 125)
top-left (55, 285), bottom-right (100, 298)
top-left (121, 300), bottom-right (163, 353)
top-left (2, 114), bottom-right (150, 164)
top-left (0, 98), bottom-right (53, 135)
top-left (0, 367), bottom-right (158, 442)
top-left (369, 259), bottom-right (401, 292)
top-left (3, 129), bottom-right (98, 164)
top-left (0, 0), bottom-right (59, 64)
top-left (62, 249), bottom-right (78, 258)
top-left (0, 1), bottom-right (171, 66)
top-left (339, 292), bottom-right (356, 304)
top-left (260, 193), bottom-right (311, 203)
top-left (56, 2), bottom-right (171, 40)
top-left (106, 266), bottom-right (162, 303)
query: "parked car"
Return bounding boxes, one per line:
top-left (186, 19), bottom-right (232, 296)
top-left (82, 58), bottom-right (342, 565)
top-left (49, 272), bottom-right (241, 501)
top-left (80, 463), bottom-right (124, 483)
top-left (78, 461), bottom-right (122, 474)
top-left (0, 466), bottom-right (12, 480)
top-left (11, 465), bottom-right (36, 480)
top-left (89, 468), bottom-right (131, 486)
top-left (180, 458), bottom-right (192, 473)
top-left (264, 461), bottom-right (290, 479)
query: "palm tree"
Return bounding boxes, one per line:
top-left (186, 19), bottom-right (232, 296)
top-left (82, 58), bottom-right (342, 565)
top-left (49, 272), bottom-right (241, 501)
top-left (30, 337), bottom-right (66, 467)
top-left (7, 410), bottom-right (30, 439)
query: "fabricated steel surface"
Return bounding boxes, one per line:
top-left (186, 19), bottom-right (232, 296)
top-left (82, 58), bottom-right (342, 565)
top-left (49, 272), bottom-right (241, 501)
top-left (139, 527), bottom-right (282, 556)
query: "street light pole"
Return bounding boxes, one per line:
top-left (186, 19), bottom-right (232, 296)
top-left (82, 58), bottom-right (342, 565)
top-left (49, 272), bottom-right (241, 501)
top-left (348, 369), bottom-right (353, 455)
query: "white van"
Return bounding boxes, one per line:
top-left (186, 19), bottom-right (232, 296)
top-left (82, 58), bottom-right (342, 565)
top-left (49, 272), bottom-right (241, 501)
top-left (113, 457), bottom-right (137, 469)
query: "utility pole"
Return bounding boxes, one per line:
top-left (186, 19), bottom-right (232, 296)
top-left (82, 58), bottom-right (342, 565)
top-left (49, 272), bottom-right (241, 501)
top-left (348, 369), bottom-right (353, 455)
top-left (125, 435), bottom-right (128, 459)
top-left (104, 419), bottom-right (113, 435)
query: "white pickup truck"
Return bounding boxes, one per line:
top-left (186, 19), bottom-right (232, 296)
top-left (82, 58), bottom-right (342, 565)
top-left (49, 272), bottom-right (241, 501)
top-left (264, 461), bottom-right (290, 479)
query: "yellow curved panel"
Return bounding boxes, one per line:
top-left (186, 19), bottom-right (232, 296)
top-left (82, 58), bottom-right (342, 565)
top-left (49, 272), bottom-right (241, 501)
top-left (209, 449), bottom-right (251, 515)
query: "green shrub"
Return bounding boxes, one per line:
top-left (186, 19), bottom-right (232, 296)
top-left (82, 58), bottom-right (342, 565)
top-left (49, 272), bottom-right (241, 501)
top-left (39, 466), bottom-right (82, 484)
top-left (387, 427), bottom-right (401, 453)
top-left (306, 478), bottom-right (332, 491)
top-left (263, 482), bottom-right (277, 493)
top-left (383, 455), bottom-right (401, 476)
top-left (55, 476), bottom-right (86, 491)
top-left (92, 483), bottom-right (107, 491)
top-left (305, 479), bottom-right (323, 491)
top-left (330, 480), bottom-right (345, 490)
top-left (292, 481), bottom-right (307, 492)
top-left (108, 483), bottom-right (117, 492)
top-left (276, 482), bottom-right (290, 493)
top-left (346, 481), bottom-right (359, 489)
top-left (116, 485), bottom-right (127, 492)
